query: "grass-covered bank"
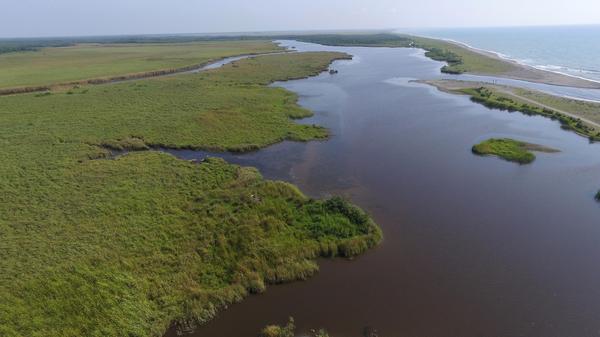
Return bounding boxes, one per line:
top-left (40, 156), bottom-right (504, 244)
top-left (422, 80), bottom-right (600, 142)
top-left (0, 51), bottom-right (381, 337)
top-left (472, 138), bottom-right (558, 164)
top-left (0, 40), bottom-right (283, 91)
top-left (461, 87), bottom-right (600, 141)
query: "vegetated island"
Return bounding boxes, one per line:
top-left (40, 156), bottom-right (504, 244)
top-left (261, 318), bottom-right (329, 337)
top-left (421, 79), bottom-right (600, 142)
top-left (596, 190), bottom-right (600, 202)
top-left (472, 138), bottom-right (559, 164)
top-left (259, 317), bottom-right (378, 337)
top-left (0, 48), bottom-right (381, 337)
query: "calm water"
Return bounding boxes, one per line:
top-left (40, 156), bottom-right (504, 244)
top-left (403, 25), bottom-right (600, 83)
top-left (166, 41), bottom-right (600, 337)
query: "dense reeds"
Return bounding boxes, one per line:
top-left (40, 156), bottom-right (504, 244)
top-left (0, 51), bottom-right (380, 337)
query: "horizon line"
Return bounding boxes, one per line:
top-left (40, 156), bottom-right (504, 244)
top-left (1, 23), bottom-right (599, 40)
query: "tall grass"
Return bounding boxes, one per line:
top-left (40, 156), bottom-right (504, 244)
top-left (0, 51), bottom-right (380, 337)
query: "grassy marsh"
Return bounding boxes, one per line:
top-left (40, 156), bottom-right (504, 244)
top-left (0, 40), bottom-right (282, 91)
top-left (0, 51), bottom-right (380, 337)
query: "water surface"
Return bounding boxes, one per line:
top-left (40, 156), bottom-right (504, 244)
top-left (166, 41), bottom-right (600, 337)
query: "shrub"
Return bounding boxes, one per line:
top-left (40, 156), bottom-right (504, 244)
top-left (261, 317), bottom-right (295, 337)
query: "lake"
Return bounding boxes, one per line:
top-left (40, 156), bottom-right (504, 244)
top-left (165, 41), bottom-right (600, 337)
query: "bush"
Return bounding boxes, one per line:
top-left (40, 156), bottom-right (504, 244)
top-left (261, 317), bottom-right (295, 337)
top-left (260, 318), bottom-right (331, 337)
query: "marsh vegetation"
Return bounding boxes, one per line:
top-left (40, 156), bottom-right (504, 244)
top-left (0, 50), bottom-right (379, 337)
top-left (0, 40), bottom-right (283, 91)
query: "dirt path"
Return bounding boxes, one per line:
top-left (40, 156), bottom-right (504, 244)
top-left (495, 87), bottom-right (600, 130)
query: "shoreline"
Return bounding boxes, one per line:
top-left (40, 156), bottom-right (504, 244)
top-left (444, 37), bottom-right (600, 85)
top-left (406, 34), bottom-right (600, 89)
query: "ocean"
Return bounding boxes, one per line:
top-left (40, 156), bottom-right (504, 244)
top-left (402, 25), bottom-right (600, 83)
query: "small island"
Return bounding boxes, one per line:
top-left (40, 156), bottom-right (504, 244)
top-left (595, 190), bottom-right (600, 202)
top-left (261, 318), bottom-right (332, 337)
top-left (472, 138), bottom-right (559, 164)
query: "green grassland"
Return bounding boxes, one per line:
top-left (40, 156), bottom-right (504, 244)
top-left (472, 138), bottom-right (557, 164)
top-left (458, 86), bottom-right (600, 141)
top-left (0, 51), bottom-right (380, 337)
top-left (0, 40), bottom-right (282, 90)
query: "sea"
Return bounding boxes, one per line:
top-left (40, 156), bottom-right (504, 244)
top-left (402, 25), bottom-right (600, 83)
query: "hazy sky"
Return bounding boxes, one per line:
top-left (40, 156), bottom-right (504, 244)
top-left (3, 0), bottom-right (600, 38)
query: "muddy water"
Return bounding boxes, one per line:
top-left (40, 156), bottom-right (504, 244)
top-left (165, 41), bottom-right (600, 337)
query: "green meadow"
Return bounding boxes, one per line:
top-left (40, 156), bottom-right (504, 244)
top-left (0, 40), bottom-right (282, 90)
top-left (0, 50), bottom-right (380, 337)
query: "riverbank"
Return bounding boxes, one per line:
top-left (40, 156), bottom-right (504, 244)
top-left (0, 51), bottom-right (380, 337)
top-left (421, 79), bottom-right (600, 141)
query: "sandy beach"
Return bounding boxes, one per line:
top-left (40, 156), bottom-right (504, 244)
top-left (442, 38), bottom-right (600, 89)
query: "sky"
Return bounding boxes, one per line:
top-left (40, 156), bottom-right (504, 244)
top-left (2, 0), bottom-right (600, 38)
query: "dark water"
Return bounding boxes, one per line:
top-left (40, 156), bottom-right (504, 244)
top-left (165, 41), bottom-right (600, 337)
